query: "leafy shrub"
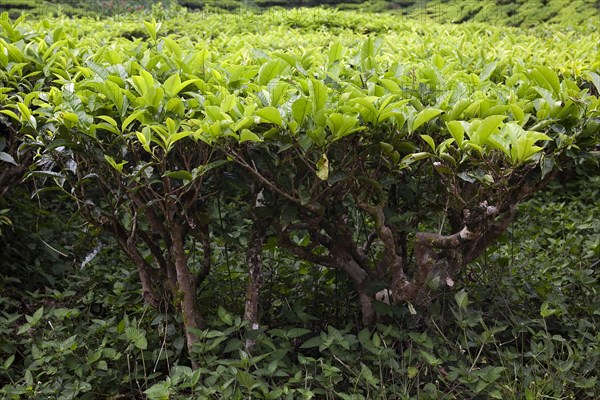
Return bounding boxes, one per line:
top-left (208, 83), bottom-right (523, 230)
top-left (0, 5), bottom-right (598, 399)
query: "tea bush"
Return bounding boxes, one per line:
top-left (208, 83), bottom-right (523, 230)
top-left (0, 5), bottom-right (598, 399)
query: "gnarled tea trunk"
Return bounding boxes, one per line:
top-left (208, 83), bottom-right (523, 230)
top-left (170, 224), bottom-right (203, 369)
top-left (244, 222), bottom-right (265, 352)
top-left (331, 249), bottom-right (374, 326)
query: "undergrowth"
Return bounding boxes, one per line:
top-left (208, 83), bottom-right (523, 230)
top-left (1, 170), bottom-right (598, 399)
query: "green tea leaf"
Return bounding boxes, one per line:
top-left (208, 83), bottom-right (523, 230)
top-left (479, 61), bottom-right (497, 81)
top-left (143, 18), bottom-right (161, 42)
top-left (292, 97), bottom-right (311, 125)
top-left (163, 170), bottom-right (193, 181)
top-left (471, 115), bottom-right (506, 146)
top-left (535, 65), bottom-right (561, 97)
top-left (309, 78), bottom-right (328, 113)
top-left (327, 112), bottom-right (362, 139)
top-left (163, 37), bottom-right (182, 59)
top-left (446, 121), bottom-right (466, 148)
top-left (240, 129), bottom-right (262, 143)
top-left (122, 109), bottom-right (146, 132)
top-left (258, 59), bottom-right (284, 85)
top-left (420, 134), bottom-right (436, 152)
top-left (412, 108), bottom-right (443, 132)
top-left (328, 40), bottom-right (344, 64)
top-left (256, 107), bottom-right (283, 127)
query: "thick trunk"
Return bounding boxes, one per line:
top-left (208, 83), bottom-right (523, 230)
top-left (244, 224), bottom-right (265, 352)
top-left (129, 195), bottom-right (180, 294)
top-left (358, 201), bottom-right (408, 308)
top-left (170, 224), bottom-right (203, 369)
top-left (126, 238), bottom-right (161, 309)
top-left (277, 221), bottom-right (374, 325)
top-left (357, 292), bottom-right (375, 327)
top-left (334, 251), bottom-right (374, 326)
top-left (394, 203), bottom-right (500, 302)
top-left (113, 221), bottom-right (160, 309)
top-left (137, 228), bottom-right (178, 295)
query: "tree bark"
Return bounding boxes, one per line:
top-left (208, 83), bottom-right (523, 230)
top-left (169, 223), bottom-right (203, 369)
top-left (277, 228), bottom-right (375, 326)
top-left (357, 292), bottom-right (375, 327)
top-left (394, 202), bottom-right (499, 302)
top-left (333, 251), bottom-right (374, 326)
top-left (244, 222), bottom-right (265, 353)
top-left (112, 220), bottom-right (160, 309)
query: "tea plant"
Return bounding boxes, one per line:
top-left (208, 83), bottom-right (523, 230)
top-left (0, 6), bottom-right (598, 398)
